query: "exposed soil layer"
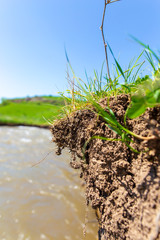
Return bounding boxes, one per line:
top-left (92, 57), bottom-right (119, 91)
top-left (50, 94), bottom-right (160, 240)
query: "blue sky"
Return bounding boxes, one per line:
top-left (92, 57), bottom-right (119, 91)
top-left (0, 0), bottom-right (159, 98)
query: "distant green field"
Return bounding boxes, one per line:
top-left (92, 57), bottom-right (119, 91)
top-left (0, 96), bottom-right (64, 127)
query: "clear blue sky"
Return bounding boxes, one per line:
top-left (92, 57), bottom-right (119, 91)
top-left (0, 0), bottom-right (159, 98)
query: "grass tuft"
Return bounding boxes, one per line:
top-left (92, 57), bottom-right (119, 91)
top-left (58, 40), bottom-right (160, 153)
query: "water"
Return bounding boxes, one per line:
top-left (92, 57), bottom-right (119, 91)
top-left (0, 126), bottom-right (98, 240)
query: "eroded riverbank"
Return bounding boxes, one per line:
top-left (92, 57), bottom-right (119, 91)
top-left (51, 94), bottom-right (160, 240)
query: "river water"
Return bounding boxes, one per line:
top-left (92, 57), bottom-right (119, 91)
top-left (0, 126), bottom-right (98, 240)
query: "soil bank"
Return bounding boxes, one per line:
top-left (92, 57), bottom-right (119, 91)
top-left (50, 94), bottom-right (160, 240)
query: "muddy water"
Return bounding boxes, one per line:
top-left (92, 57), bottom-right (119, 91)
top-left (0, 126), bottom-right (98, 240)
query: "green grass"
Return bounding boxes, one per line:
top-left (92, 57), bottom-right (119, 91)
top-left (0, 96), bottom-right (64, 126)
top-left (59, 40), bottom-right (160, 153)
top-left (62, 39), bottom-right (160, 115)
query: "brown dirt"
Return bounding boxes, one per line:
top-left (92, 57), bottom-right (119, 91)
top-left (50, 94), bottom-right (160, 240)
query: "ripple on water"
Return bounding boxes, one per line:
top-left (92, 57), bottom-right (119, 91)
top-left (40, 234), bottom-right (47, 239)
top-left (18, 233), bottom-right (25, 240)
top-left (20, 138), bottom-right (32, 143)
top-left (64, 236), bottom-right (72, 240)
top-left (0, 127), bottom-right (98, 240)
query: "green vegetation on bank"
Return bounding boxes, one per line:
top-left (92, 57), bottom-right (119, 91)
top-left (59, 41), bottom-right (160, 153)
top-left (55, 2), bottom-right (160, 154)
top-left (0, 96), bottom-right (64, 127)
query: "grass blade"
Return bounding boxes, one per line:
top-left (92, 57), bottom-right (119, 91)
top-left (107, 42), bottom-right (125, 80)
top-left (130, 35), bottom-right (160, 63)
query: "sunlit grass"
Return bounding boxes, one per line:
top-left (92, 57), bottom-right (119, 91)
top-left (58, 40), bottom-right (160, 153)
top-left (0, 97), bottom-right (64, 126)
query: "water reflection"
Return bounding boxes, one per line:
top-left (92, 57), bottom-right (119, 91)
top-left (0, 126), bottom-right (98, 240)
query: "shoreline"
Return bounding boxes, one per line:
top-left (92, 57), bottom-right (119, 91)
top-left (0, 122), bottom-right (49, 129)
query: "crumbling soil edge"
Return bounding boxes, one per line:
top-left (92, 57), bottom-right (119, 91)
top-left (51, 94), bottom-right (160, 240)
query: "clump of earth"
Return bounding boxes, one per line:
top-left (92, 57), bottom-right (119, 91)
top-left (51, 94), bottom-right (160, 240)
